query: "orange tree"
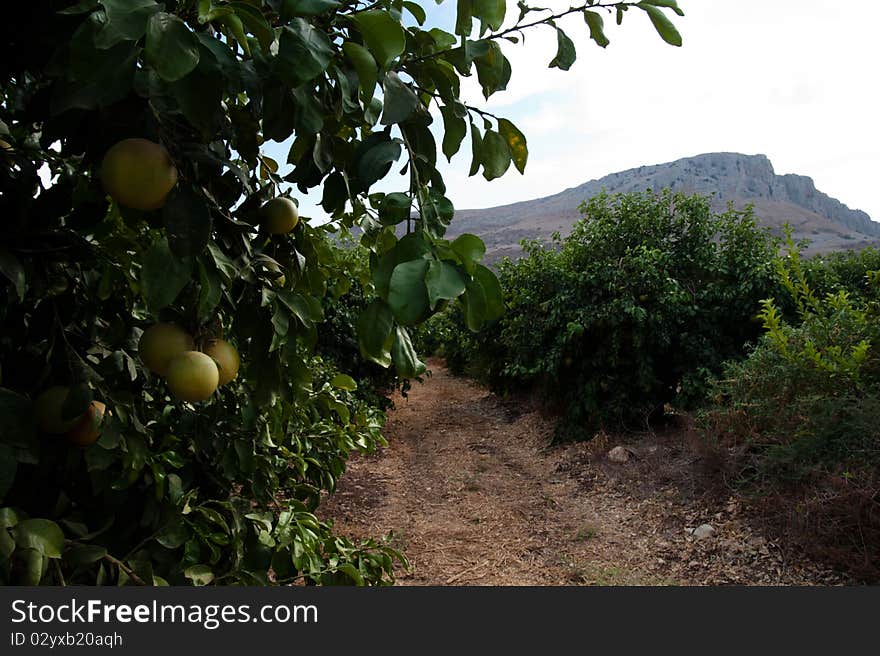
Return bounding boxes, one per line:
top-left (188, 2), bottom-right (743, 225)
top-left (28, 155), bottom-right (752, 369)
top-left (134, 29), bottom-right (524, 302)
top-left (0, 0), bottom-right (683, 585)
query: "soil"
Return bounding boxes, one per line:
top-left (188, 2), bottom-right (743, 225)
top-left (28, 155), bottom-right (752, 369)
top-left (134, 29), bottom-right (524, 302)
top-left (318, 359), bottom-right (852, 585)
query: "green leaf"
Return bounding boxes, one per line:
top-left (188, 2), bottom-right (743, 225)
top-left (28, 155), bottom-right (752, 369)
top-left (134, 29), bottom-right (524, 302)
top-left (403, 1), bottom-right (427, 25)
top-left (140, 238), bottom-right (193, 316)
top-left (335, 562), bottom-right (365, 585)
top-left (94, 0), bottom-right (160, 49)
top-left (18, 548), bottom-right (44, 585)
top-left (450, 234), bottom-right (486, 273)
top-left (638, 3), bottom-right (683, 46)
top-left (184, 564), bottom-right (215, 586)
top-left (65, 544), bottom-right (108, 566)
top-left (0, 245), bottom-right (26, 301)
top-left (583, 10), bottom-right (610, 48)
top-left (357, 137), bottom-right (402, 189)
top-left (372, 232), bottom-right (431, 296)
top-left (461, 283), bottom-right (487, 331)
top-left (0, 526), bottom-right (14, 559)
top-left (455, 0), bottom-right (473, 37)
top-left (0, 508), bottom-right (21, 529)
top-left (351, 10), bottom-right (406, 69)
top-left (474, 264), bottom-right (504, 320)
top-left (170, 66), bottom-right (225, 138)
top-left (391, 326), bottom-right (426, 378)
top-left (163, 186), bottom-right (212, 257)
top-left (145, 12), bottom-right (201, 82)
top-left (321, 171), bottom-right (348, 216)
top-left (468, 122), bottom-right (482, 177)
top-left (474, 40), bottom-right (510, 99)
top-left (276, 291), bottom-right (322, 328)
top-left (474, 0), bottom-right (506, 32)
top-left (357, 299), bottom-right (394, 366)
top-left (420, 190), bottom-right (454, 237)
top-left (51, 40), bottom-right (138, 114)
top-left (207, 241), bottom-right (237, 280)
top-left (282, 0), bottom-right (341, 18)
top-left (381, 72), bottom-right (421, 125)
top-left (197, 260), bottom-right (222, 322)
top-left (229, 1), bottom-right (274, 52)
top-left (217, 12), bottom-right (250, 56)
top-left (440, 104), bottom-right (467, 161)
top-left (428, 28), bottom-right (458, 50)
top-left (342, 41), bottom-right (378, 102)
top-left (425, 260), bottom-right (467, 309)
top-left (379, 192), bottom-right (412, 225)
top-left (388, 259), bottom-right (430, 325)
top-left (14, 519), bottom-right (65, 558)
top-left (498, 118), bottom-right (528, 174)
top-left (330, 374), bottom-right (357, 391)
top-left (275, 19), bottom-right (335, 87)
top-left (640, 0), bottom-right (685, 17)
top-left (549, 27), bottom-right (576, 70)
top-left (365, 96), bottom-right (383, 125)
top-left (480, 129), bottom-right (511, 181)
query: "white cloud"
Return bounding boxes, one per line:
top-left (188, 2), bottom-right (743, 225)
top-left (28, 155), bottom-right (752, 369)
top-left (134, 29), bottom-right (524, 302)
top-left (446, 0), bottom-right (880, 220)
top-left (287, 0), bottom-right (880, 223)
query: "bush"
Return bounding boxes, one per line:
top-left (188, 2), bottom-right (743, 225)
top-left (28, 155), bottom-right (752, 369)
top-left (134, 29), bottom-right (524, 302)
top-left (317, 240), bottom-right (412, 411)
top-left (703, 238), bottom-right (880, 579)
top-left (438, 190), bottom-right (781, 438)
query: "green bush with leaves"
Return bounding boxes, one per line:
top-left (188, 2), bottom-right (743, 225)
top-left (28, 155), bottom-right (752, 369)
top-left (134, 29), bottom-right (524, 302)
top-left (317, 240), bottom-right (416, 410)
top-left (800, 247), bottom-right (880, 303)
top-left (702, 238), bottom-right (880, 578)
top-left (439, 190), bottom-right (780, 437)
top-left (1, 1), bottom-right (685, 584)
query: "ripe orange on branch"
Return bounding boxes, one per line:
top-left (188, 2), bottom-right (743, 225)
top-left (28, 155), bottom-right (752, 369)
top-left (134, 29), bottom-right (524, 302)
top-left (138, 323), bottom-right (195, 377)
top-left (65, 401), bottom-right (107, 446)
top-left (166, 351), bottom-right (220, 402)
top-left (203, 339), bottom-right (240, 386)
top-left (101, 138), bottom-right (178, 211)
top-left (260, 197), bottom-right (299, 234)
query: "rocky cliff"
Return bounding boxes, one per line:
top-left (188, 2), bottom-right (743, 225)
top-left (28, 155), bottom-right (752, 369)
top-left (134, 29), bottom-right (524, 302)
top-left (448, 153), bottom-right (879, 262)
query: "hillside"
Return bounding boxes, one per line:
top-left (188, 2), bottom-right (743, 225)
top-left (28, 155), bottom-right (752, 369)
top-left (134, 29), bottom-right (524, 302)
top-left (447, 153), bottom-right (880, 262)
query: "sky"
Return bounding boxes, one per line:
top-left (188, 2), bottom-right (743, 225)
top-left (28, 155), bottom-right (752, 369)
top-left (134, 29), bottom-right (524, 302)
top-left (267, 0), bottom-right (880, 223)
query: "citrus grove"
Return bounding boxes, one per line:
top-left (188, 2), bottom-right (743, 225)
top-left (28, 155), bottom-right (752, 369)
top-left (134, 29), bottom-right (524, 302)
top-left (0, 1), bottom-right (683, 585)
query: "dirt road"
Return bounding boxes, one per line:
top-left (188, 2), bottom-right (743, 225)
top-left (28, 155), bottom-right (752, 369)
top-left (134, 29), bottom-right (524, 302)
top-left (319, 360), bottom-right (849, 585)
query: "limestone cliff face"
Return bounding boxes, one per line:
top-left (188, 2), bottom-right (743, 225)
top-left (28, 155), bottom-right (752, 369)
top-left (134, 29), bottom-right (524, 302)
top-left (449, 153), bottom-right (879, 262)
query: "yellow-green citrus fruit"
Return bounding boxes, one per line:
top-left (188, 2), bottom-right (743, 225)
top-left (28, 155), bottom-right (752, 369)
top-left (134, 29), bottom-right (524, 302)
top-left (138, 323), bottom-right (195, 377)
top-left (203, 339), bottom-right (240, 386)
top-left (166, 351), bottom-right (219, 402)
top-left (34, 386), bottom-right (83, 434)
top-left (65, 401), bottom-right (106, 446)
top-left (101, 138), bottom-right (178, 211)
top-left (260, 197), bottom-right (299, 234)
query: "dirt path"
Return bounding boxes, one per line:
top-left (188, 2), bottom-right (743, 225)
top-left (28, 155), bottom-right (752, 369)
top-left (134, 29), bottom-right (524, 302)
top-left (319, 359), bottom-right (850, 585)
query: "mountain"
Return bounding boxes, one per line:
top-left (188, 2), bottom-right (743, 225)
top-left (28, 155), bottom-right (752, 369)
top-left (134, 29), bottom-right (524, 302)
top-left (447, 153), bottom-right (879, 263)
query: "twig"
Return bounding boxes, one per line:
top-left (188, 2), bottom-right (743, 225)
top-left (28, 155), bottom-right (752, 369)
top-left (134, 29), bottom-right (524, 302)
top-left (103, 554), bottom-right (148, 586)
top-left (53, 559), bottom-right (67, 587)
top-left (445, 558), bottom-right (490, 584)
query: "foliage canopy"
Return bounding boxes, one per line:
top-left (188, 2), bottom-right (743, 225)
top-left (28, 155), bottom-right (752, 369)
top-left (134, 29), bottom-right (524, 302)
top-left (0, 0), bottom-right (684, 584)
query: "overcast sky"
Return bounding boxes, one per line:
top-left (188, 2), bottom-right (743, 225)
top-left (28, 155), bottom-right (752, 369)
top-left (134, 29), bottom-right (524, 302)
top-left (271, 0), bottom-right (880, 223)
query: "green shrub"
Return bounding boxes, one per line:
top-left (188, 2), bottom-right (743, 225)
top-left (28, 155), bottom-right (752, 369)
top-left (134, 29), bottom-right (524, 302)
top-left (317, 241), bottom-right (412, 410)
top-left (439, 190), bottom-right (781, 438)
top-left (702, 238), bottom-right (880, 578)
